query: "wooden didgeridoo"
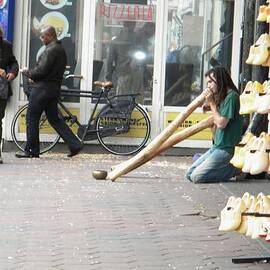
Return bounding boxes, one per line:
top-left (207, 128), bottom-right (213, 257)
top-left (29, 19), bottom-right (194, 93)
top-left (111, 115), bottom-right (214, 177)
top-left (107, 94), bottom-right (205, 181)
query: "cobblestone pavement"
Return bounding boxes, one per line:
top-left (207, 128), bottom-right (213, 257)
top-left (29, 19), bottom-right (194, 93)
top-left (0, 152), bottom-right (270, 270)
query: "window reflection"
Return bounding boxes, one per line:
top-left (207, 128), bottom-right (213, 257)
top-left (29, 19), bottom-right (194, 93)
top-left (165, 0), bottom-right (234, 107)
top-left (165, 1), bottom-right (203, 107)
top-left (94, 0), bottom-right (155, 105)
top-left (209, 0), bottom-right (234, 70)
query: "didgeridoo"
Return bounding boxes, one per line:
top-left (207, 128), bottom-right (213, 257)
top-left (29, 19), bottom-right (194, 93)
top-left (110, 115), bottom-right (213, 178)
top-left (107, 94), bottom-right (206, 181)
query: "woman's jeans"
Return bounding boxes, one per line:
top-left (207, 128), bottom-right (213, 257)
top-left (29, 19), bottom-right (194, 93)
top-left (186, 147), bottom-right (238, 183)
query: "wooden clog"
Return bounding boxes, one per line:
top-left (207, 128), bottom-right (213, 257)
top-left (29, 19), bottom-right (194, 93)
top-left (219, 196), bottom-right (246, 232)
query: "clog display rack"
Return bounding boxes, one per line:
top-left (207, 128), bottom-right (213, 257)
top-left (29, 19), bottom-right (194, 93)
top-left (231, 0), bottom-right (270, 185)
top-left (222, 1), bottom-right (270, 264)
top-left (219, 192), bottom-right (270, 264)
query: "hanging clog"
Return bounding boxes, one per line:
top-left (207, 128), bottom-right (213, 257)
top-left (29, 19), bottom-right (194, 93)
top-left (252, 45), bottom-right (269, 65)
top-left (246, 196), bottom-right (258, 237)
top-left (257, 192), bottom-right (265, 202)
top-left (259, 217), bottom-right (270, 238)
top-left (248, 34), bottom-right (270, 66)
top-left (230, 146), bottom-right (242, 168)
top-left (240, 81), bottom-right (257, 115)
top-left (242, 137), bottom-right (258, 173)
top-left (246, 82), bottom-right (261, 113)
top-left (236, 193), bottom-right (254, 234)
top-left (250, 133), bottom-right (269, 175)
top-left (239, 132), bottom-right (255, 145)
top-left (230, 133), bottom-right (255, 169)
top-left (242, 192), bottom-right (253, 209)
top-left (256, 81), bottom-right (270, 113)
top-left (260, 218), bottom-right (270, 240)
top-left (257, 93), bottom-right (270, 114)
top-left (252, 196), bottom-right (270, 239)
top-left (267, 6), bottom-right (270, 23)
top-left (246, 46), bottom-right (256, 65)
top-left (255, 33), bottom-right (270, 47)
top-left (251, 81), bottom-right (264, 112)
top-left (257, 5), bottom-right (268, 22)
top-left (253, 81), bottom-right (265, 93)
top-left (219, 196), bottom-right (246, 232)
top-left (251, 200), bottom-right (264, 239)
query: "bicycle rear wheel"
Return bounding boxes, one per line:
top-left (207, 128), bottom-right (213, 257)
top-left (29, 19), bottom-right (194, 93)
top-left (11, 104), bottom-right (60, 154)
top-left (96, 103), bottom-right (151, 155)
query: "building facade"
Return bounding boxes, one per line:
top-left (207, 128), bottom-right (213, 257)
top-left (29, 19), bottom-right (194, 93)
top-left (4, 0), bottom-right (244, 150)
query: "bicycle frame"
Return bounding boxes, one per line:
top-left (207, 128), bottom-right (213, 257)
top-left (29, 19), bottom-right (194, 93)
top-left (59, 87), bottom-right (140, 143)
top-left (15, 74), bottom-right (150, 155)
top-left (60, 87), bottom-right (109, 142)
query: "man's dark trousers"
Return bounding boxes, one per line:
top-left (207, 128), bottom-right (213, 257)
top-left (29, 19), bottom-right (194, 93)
top-left (0, 98), bottom-right (7, 141)
top-left (25, 88), bottom-right (81, 155)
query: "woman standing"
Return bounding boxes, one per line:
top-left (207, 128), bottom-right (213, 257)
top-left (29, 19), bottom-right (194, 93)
top-left (186, 66), bottom-right (243, 183)
top-left (0, 26), bottom-right (19, 163)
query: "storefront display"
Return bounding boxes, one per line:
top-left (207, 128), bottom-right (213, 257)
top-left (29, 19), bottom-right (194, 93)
top-left (29, 0), bottom-right (84, 99)
top-left (219, 2), bottom-right (270, 264)
top-left (0, 0), bottom-right (15, 42)
top-left (8, 0), bottom-right (241, 149)
top-left (94, 1), bottom-right (156, 105)
top-left (164, 0), bottom-right (234, 107)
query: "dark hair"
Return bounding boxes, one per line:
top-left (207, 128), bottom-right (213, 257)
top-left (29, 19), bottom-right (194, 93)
top-left (205, 66), bottom-right (238, 106)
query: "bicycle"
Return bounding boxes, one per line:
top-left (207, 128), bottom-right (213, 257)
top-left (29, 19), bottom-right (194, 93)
top-left (11, 77), bottom-right (151, 156)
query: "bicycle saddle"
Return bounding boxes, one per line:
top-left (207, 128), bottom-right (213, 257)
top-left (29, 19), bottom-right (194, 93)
top-left (94, 81), bottom-right (113, 88)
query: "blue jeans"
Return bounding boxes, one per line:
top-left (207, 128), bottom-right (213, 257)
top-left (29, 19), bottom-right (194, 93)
top-left (186, 148), bottom-right (238, 183)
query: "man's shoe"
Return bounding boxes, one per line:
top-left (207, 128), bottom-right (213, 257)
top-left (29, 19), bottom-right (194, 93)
top-left (67, 145), bottom-right (83, 158)
top-left (15, 151), bottom-right (39, 158)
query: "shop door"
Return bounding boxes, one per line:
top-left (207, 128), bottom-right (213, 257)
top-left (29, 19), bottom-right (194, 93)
top-left (162, 0), bottom-right (236, 149)
top-left (90, 0), bottom-right (157, 145)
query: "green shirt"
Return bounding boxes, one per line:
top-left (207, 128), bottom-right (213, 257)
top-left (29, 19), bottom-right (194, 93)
top-left (213, 90), bottom-right (243, 154)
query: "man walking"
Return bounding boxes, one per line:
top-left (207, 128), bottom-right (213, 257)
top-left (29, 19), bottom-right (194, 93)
top-left (16, 26), bottom-right (82, 158)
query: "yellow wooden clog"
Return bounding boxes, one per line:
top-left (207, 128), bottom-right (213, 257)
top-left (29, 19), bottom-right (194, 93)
top-left (219, 196), bottom-right (246, 232)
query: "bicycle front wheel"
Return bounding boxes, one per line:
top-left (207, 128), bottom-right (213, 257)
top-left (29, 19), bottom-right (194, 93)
top-left (11, 104), bottom-right (61, 154)
top-left (96, 103), bottom-right (151, 155)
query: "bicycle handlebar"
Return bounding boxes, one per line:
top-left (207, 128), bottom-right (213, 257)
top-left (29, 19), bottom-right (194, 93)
top-left (64, 74), bottom-right (83, 80)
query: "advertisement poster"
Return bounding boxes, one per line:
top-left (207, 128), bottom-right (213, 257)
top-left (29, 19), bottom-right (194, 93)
top-left (165, 112), bottom-right (212, 140)
top-left (0, 0), bottom-right (15, 42)
top-left (29, 0), bottom-right (76, 74)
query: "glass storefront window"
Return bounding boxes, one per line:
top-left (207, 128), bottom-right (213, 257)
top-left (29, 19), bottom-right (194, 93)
top-left (208, 0), bottom-right (234, 70)
top-left (94, 0), bottom-right (156, 105)
top-left (165, 0), bottom-right (234, 107)
top-left (28, 0), bottom-right (84, 102)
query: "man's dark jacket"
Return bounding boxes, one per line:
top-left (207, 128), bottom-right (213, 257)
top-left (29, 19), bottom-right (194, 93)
top-left (26, 40), bottom-right (67, 97)
top-left (0, 38), bottom-right (19, 96)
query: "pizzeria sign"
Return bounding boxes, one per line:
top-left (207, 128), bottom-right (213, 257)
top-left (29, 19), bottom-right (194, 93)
top-left (99, 3), bottom-right (155, 22)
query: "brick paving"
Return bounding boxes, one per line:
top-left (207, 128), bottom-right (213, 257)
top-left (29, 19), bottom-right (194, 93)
top-left (0, 152), bottom-right (269, 269)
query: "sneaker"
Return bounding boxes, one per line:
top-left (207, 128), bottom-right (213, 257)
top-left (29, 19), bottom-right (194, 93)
top-left (235, 172), bottom-right (249, 181)
top-left (230, 172), bottom-right (248, 181)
